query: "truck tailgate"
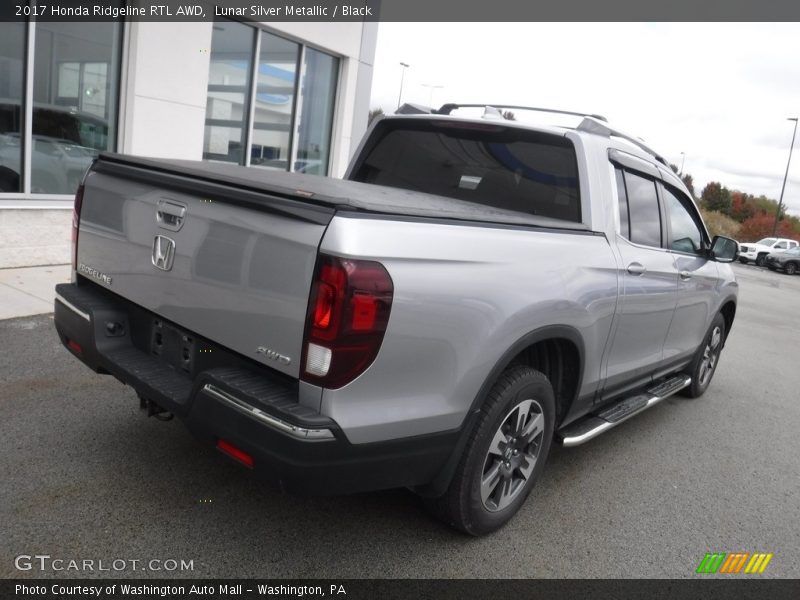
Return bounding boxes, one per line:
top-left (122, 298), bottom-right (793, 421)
top-left (76, 159), bottom-right (335, 378)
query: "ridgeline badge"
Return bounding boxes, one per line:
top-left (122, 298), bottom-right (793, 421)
top-left (77, 263), bottom-right (112, 286)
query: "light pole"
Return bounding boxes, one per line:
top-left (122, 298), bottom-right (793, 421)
top-left (773, 117), bottom-right (798, 237)
top-left (422, 83), bottom-right (444, 108)
top-left (679, 152), bottom-right (685, 176)
top-left (397, 62), bottom-right (409, 109)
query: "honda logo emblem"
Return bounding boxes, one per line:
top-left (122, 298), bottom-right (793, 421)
top-left (151, 235), bottom-right (176, 271)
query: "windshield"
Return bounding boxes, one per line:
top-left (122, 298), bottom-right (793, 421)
top-left (756, 238), bottom-right (777, 246)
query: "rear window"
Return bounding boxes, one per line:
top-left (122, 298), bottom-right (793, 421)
top-left (351, 121), bottom-right (581, 223)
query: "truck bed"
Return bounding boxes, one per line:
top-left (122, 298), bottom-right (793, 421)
top-left (96, 153), bottom-right (590, 231)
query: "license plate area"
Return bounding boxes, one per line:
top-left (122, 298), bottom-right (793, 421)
top-left (150, 319), bottom-right (195, 375)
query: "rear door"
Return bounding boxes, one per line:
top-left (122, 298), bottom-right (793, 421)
top-left (603, 163), bottom-right (678, 396)
top-left (77, 162), bottom-right (333, 378)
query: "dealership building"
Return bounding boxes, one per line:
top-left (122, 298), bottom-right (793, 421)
top-left (0, 18), bottom-right (377, 267)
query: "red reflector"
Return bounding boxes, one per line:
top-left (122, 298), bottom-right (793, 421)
top-left (66, 339), bottom-right (82, 355)
top-left (216, 439), bottom-right (254, 468)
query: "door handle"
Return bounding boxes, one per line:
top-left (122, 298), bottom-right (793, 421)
top-left (679, 270), bottom-right (692, 280)
top-left (627, 262), bottom-right (646, 275)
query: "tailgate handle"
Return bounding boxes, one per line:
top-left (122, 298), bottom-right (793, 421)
top-left (156, 200), bottom-right (187, 231)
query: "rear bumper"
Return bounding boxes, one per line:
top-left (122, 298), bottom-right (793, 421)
top-left (54, 280), bottom-right (457, 495)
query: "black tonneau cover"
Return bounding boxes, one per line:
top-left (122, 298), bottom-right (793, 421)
top-left (96, 153), bottom-right (590, 231)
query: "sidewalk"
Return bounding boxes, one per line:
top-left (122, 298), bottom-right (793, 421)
top-left (0, 264), bottom-right (71, 320)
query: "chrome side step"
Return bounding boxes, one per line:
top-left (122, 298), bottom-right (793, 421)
top-left (559, 375), bottom-right (691, 447)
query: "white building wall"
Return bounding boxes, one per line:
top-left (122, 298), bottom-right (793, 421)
top-left (120, 22), bottom-right (212, 158)
top-left (0, 21), bottom-right (377, 269)
top-left (0, 209), bottom-right (71, 268)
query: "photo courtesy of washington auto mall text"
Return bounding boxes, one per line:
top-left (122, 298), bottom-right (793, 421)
top-left (14, 583), bottom-right (349, 597)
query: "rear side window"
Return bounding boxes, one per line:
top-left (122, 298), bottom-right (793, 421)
top-left (622, 170), bottom-right (662, 247)
top-left (352, 122), bottom-right (581, 222)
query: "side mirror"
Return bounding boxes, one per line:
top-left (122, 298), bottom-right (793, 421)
top-left (710, 236), bottom-right (738, 262)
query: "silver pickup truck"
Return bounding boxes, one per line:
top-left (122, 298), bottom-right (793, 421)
top-left (54, 106), bottom-right (739, 535)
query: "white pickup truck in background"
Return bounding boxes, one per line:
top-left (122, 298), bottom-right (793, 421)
top-left (738, 237), bottom-right (799, 266)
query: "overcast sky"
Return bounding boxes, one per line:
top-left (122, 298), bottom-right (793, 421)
top-left (369, 23), bottom-right (800, 216)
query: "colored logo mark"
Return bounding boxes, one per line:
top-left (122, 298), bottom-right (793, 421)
top-left (696, 552), bottom-right (773, 574)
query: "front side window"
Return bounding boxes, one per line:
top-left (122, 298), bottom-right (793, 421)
top-left (664, 185), bottom-right (703, 254)
top-left (774, 241), bottom-right (788, 249)
top-left (623, 170), bottom-right (662, 247)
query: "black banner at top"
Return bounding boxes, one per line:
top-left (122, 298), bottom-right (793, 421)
top-left (2, 0), bottom-right (800, 22)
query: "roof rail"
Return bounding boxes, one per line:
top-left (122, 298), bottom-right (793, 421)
top-left (436, 103), bottom-right (608, 122)
top-left (577, 116), bottom-right (668, 167)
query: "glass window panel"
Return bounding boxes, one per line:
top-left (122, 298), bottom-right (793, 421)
top-left (624, 171), bottom-right (662, 247)
top-left (352, 124), bottom-right (582, 222)
top-left (203, 20), bottom-right (254, 164)
top-left (295, 48), bottom-right (338, 176)
top-left (0, 22), bottom-right (26, 193)
top-left (615, 167), bottom-right (630, 239)
top-left (664, 185), bottom-right (703, 254)
top-left (32, 21), bottom-right (121, 194)
top-left (57, 62), bottom-right (80, 98)
top-left (250, 31), bottom-right (298, 172)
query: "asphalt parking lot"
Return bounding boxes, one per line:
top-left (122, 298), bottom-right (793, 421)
top-left (2, 262), bottom-right (799, 579)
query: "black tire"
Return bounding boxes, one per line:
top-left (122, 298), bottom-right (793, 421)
top-left (426, 366), bottom-right (555, 536)
top-left (681, 313), bottom-right (726, 399)
top-left (785, 262), bottom-right (797, 275)
top-left (755, 254), bottom-right (767, 267)
top-left (738, 258), bottom-right (748, 264)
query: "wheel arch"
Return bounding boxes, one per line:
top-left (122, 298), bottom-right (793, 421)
top-left (719, 298), bottom-right (737, 345)
top-left (415, 325), bottom-right (585, 497)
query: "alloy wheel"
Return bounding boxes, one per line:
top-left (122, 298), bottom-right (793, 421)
top-left (698, 325), bottom-right (722, 387)
top-left (480, 399), bottom-right (545, 512)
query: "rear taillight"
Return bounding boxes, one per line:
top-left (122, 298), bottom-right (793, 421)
top-left (71, 184), bottom-right (84, 272)
top-left (301, 254), bottom-right (394, 389)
